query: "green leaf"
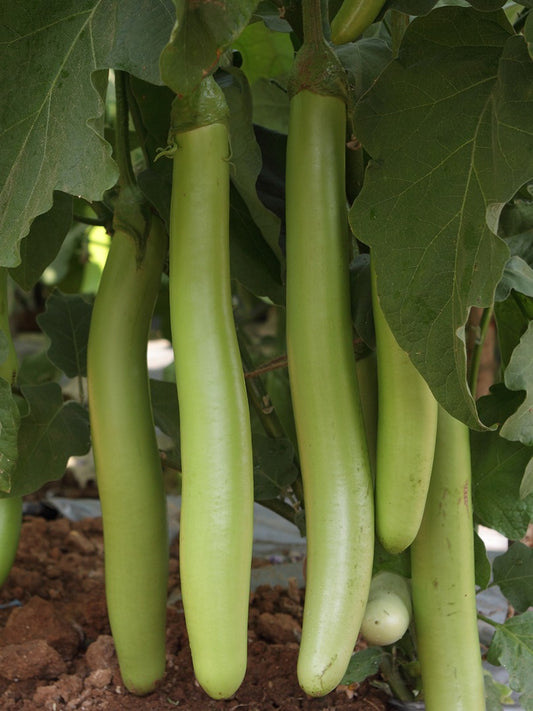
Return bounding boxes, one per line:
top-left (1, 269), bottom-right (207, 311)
top-left (159, 0), bottom-right (258, 96)
top-left (150, 379), bottom-right (179, 438)
top-left (487, 610), bottom-right (533, 710)
top-left (9, 383), bottom-right (90, 497)
top-left (252, 432), bottom-right (298, 500)
top-left (129, 77), bottom-right (176, 162)
top-left (501, 321), bottom-right (533, 445)
top-left (492, 543), bottom-right (533, 614)
top-left (471, 427), bottom-right (533, 539)
top-left (0, 378), bottom-right (21, 493)
top-left (495, 292), bottom-right (533, 368)
top-left (337, 37), bottom-right (393, 102)
top-left (36, 291), bottom-right (93, 379)
top-left (149, 378), bottom-right (181, 470)
top-left (340, 647), bottom-right (384, 685)
top-left (521, 457), bottom-right (533, 499)
top-left (233, 18), bottom-right (293, 85)
top-left (495, 255), bottom-right (533, 302)
top-left (350, 253), bottom-right (375, 348)
top-left (526, 12), bottom-right (533, 61)
top-left (477, 383), bottom-right (526, 429)
top-left (18, 349), bottom-right (62, 387)
top-left (8, 192), bottom-right (73, 291)
top-left (484, 670), bottom-right (516, 711)
top-left (0, 0), bottom-right (175, 268)
top-left (230, 184), bottom-right (285, 305)
top-left (372, 539), bottom-right (411, 578)
top-left (350, 8), bottom-right (533, 429)
top-left (249, 78), bottom-right (290, 133)
top-left (474, 529), bottom-right (492, 590)
top-left (223, 68), bottom-right (283, 265)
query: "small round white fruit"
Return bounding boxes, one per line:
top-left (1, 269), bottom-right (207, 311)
top-left (361, 571), bottom-right (412, 646)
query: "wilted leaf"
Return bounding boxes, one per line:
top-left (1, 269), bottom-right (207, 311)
top-left (350, 8), bottom-right (533, 429)
top-left (10, 383), bottom-right (90, 497)
top-left (37, 291), bottom-right (93, 379)
top-left (492, 543), bottom-right (533, 614)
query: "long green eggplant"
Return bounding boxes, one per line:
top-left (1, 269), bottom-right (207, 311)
top-left (330, 0), bottom-right (387, 45)
top-left (371, 260), bottom-right (438, 553)
top-left (168, 78), bottom-right (254, 700)
top-left (286, 87), bottom-right (374, 697)
top-left (411, 406), bottom-right (486, 711)
top-left (87, 218), bottom-right (168, 695)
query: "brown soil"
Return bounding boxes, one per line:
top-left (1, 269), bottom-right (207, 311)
top-left (0, 505), bottom-right (393, 711)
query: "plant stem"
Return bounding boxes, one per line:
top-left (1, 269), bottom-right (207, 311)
top-left (126, 79), bottom-right (151, 168)
top-left (301, 0), bottom-right (327, 45)
top-left (238, 330), bottom-right (288, 441)
top-left (380, 653), bottom-right (414, 703)
top-left (468, 305), bottom-right (493, 398)
top-left (477, 612), bottom-right (500, 629)
top-left (114, 70), bottom-right (136, 189)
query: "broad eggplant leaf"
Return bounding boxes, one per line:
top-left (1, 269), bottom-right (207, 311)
top-left (471, 427), bottom-right (533, 539)
top-left (526, 12), bottom-right (533, 61)
top-left (501, 321), bottom-right (533, 446)
top-left (223, 68), bottom-right (283, 265)
top-left (477, 383), bottom-right (526, 429)
top-left (8, 192), bottom-right (73, 291)
top-left (232, 18), bottom-right (293, 133)
top-left (36, 291), bottom-right (93, 379)
top-left (229, 184), bottom-right (285, 305)
top-left (252, 432), bottom-right (298, 500)
top-left (0, 378), bottom-right (21, 493)
top-left (233, 18), bottom-right (293, 85)
top-left (495, 255), bottom-right (533, 302)
top-left (492, 543), bottom-right (533, 614)
top-left (350, 8), bottom-right (533, 429)
top-left (474, 529), bottom-right (492, 590)
top-left (484, 673), bottom-right (516, 711)
top-left (372, 539), bottom-right (411, 578)
top-left (340, 647), bottom-right (384, 685)
top-left (350, 253), bottom-right (375, 348)
top-left (0, 0), bottom-right (175, 269)
top-left (487, 610), bottom-right (533, 711)
top-left (522, 458), bottom-right (533, 499)
top-left (149, 378), bottom-right (181, 470)
top-left (149, 378), bottom-right (180, 443)
top-left (159, 0), bottom-right (258, 96)
top-left (337, 37), bottom-right (393, 103)
top-left (8, 383), bottom-right (91, 498)
top-left (494, 292), bottom-right (533, 368)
